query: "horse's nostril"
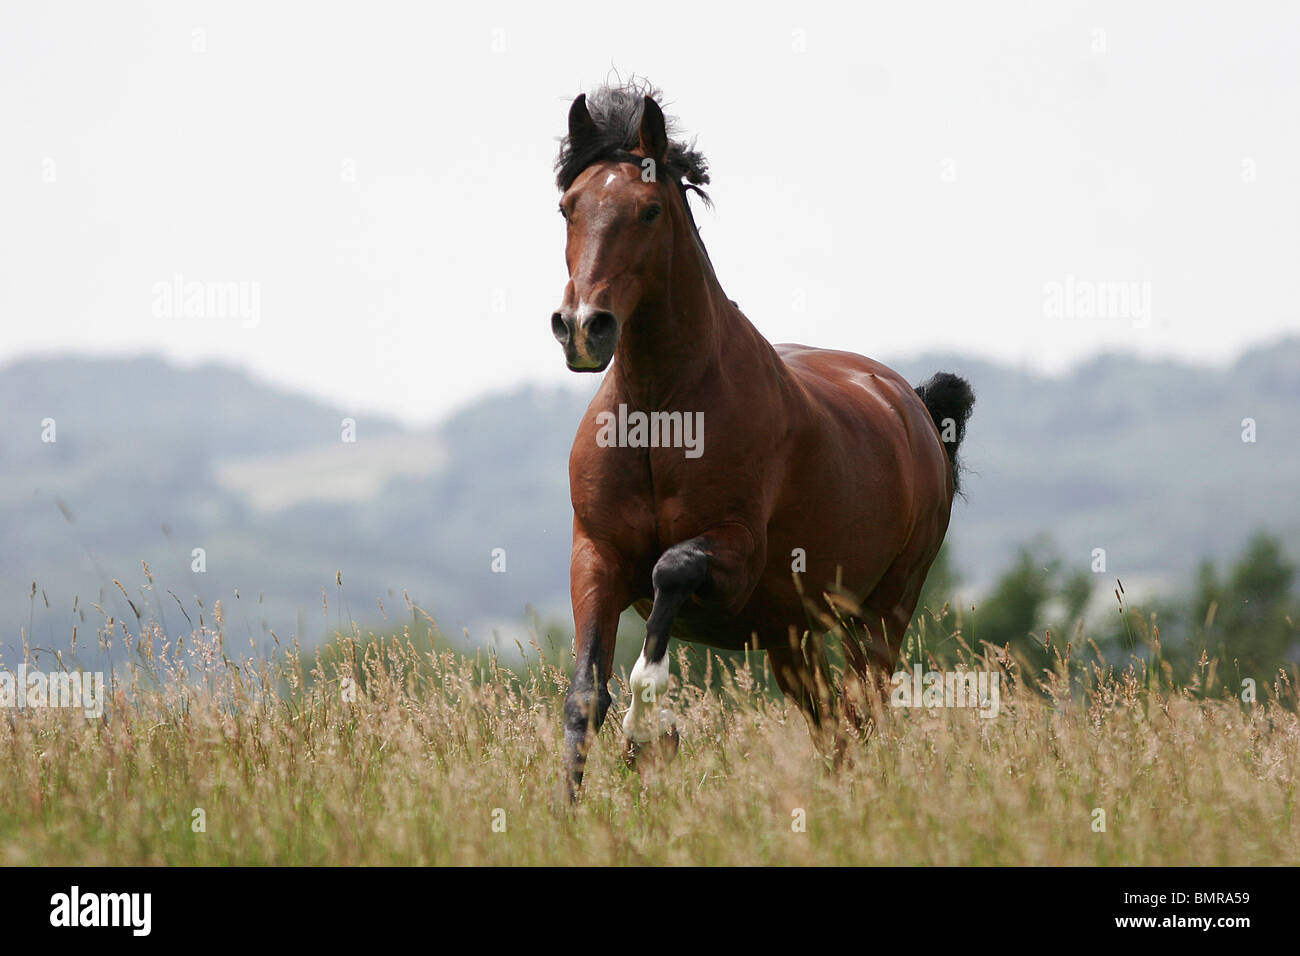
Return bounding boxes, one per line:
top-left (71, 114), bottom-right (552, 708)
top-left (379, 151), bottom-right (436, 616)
top-left (587, 311), bottom-right (617, 341)
top-left (551, 313), bottom-right (570, 345)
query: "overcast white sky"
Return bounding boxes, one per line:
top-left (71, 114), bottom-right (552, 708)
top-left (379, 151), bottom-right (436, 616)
top-left (1, 1), bottom-right (1297, 426)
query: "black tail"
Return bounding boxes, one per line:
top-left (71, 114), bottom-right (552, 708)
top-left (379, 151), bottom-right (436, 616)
top-left (914, 372), bottom-right (975, 496)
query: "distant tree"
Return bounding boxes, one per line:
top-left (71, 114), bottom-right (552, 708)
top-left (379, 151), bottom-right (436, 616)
top-left (960, 537), bottom-right (1092, 676)
top-left (971, 539), bottom-right (1056, 654)
top-left (1194, 532), bottom-right (1298, 681)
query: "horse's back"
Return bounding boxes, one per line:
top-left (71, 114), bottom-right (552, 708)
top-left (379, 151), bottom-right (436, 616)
top-left (770, 341), bottom-right (953, 577)
top-left (774, 343), bottom-right (939, 457)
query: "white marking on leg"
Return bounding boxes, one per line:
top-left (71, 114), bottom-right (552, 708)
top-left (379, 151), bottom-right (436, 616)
top-left (623, 650), bottom-right (670, 743)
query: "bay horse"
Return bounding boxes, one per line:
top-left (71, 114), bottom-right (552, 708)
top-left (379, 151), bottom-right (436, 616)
top-left (550, 83), bottom-right (975, 794)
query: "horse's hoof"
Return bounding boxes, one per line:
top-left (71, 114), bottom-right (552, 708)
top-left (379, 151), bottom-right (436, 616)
top-left (623, 723), bottom-right (680, 771)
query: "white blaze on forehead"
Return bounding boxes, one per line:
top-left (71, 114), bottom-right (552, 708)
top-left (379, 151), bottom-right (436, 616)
top-left (604, 172), bottom-right (617, 186)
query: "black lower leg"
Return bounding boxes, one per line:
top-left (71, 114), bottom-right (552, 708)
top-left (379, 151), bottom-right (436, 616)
top-left (563, 640), bottom-right (612, 792)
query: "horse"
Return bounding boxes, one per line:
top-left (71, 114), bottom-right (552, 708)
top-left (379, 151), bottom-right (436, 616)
top-left (549, 82), bottom-right (975, 795)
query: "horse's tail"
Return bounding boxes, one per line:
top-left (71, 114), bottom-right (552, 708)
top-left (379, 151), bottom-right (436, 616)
top-left (914, 372), bottom-right (975, 496)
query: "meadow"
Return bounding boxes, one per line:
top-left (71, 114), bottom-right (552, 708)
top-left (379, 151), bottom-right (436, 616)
top-left (2, 588), bottom-right (1297, 867)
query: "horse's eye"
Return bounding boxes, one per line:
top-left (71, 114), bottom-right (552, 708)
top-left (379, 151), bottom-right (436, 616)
top-left (558, 205), bottom-right (568, 221)
top-left (641, 205), bottom-right (662, 223)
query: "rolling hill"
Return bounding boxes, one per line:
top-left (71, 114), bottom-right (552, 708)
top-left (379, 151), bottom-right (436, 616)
top-left (1, 339), bottom-right (1297, 659)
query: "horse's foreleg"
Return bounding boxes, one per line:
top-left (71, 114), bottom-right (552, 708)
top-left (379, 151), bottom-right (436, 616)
top-left (621, 542), bottom-right (707, 751)
top-left (563, 535), bottom-right (632, 798)
top-left (623, 526), bottom-right (760, 761)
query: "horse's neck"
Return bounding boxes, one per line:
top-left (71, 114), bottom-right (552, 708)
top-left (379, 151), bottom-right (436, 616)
top-left (613, 223), bottom-right (775, 409)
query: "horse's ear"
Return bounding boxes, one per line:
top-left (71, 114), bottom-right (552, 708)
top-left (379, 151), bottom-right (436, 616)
top-left (638, 96), bottom-right (668, 164)
top-left (567, 94), bottom-right (598, 148)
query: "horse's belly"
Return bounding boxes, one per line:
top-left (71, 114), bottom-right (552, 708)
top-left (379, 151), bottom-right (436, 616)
top-left (647, 586), bottom-right (809, 651)
top-left (662, 600), bottom-right (769, 651)
top-left (634, 538), bottom-right (887, 652)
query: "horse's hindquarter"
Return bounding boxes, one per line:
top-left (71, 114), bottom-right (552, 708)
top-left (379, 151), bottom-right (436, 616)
top-left (659, 344), bottom-right (950, 651)
top-left (764, 344), bottom-right (951, 601)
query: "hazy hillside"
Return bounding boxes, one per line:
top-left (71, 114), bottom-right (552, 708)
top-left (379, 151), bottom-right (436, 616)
top-left (1, 341), bottom-right (1296, 658)
top-left (891, 341), bottom-right (1300, 594)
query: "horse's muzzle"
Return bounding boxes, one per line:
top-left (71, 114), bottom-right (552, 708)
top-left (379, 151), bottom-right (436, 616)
top-left (552, 309), bottom-right (619, 372)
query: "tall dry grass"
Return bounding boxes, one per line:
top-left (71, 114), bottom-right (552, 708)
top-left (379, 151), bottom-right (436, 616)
top-left (2, 599), bottom-right (1297, 865)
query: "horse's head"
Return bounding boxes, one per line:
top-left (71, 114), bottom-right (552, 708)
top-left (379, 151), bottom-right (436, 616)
top-left (551, 92), bottom-right (682, 373)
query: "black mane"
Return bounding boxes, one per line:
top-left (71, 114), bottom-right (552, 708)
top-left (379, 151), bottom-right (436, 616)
top-left (554, 79), bottom-right (711, 196)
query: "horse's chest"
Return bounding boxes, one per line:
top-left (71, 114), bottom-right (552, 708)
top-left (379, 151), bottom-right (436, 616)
top-left (650, 491), bottom-right (699, 542)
